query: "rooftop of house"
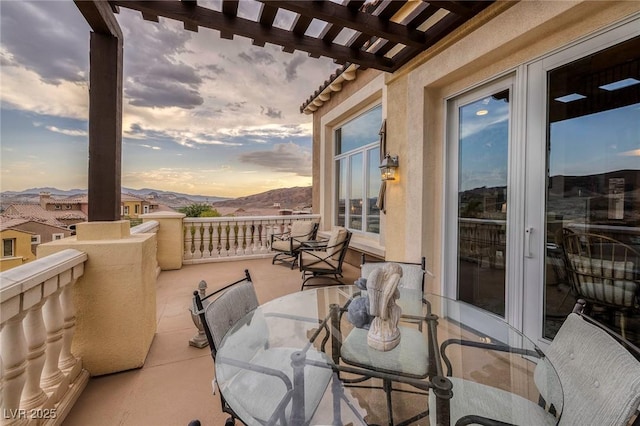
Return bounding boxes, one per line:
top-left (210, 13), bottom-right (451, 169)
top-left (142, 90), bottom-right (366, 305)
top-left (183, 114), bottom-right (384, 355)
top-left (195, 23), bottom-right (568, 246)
top-left (2, 205), bottom-right (80, 227)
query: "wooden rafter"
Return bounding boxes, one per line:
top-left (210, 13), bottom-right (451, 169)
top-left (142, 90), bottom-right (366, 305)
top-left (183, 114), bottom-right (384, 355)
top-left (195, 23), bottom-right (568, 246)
top-left (105, 0), bottom-right (495, 73)
top-left (110, 0), bottom-right (396, 71)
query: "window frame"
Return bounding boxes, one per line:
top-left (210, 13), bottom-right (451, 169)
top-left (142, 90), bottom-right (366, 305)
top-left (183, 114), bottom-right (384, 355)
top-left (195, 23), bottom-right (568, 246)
top-left (52, 233), bottom-right (65, 240)
top-left (333, 104), bottom-right (383, 237)
top-left (2, 238), bottom-right (16, 257)
top-left (31, 235), bottom-right (41, 245)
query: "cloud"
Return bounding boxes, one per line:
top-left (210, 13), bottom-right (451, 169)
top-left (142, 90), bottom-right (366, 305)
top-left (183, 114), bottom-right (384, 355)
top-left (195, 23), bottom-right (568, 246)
top-left (120, 11), bottom-right (204, 109)
top-left (0, 2), bottom-right (88, 85)
top-left (238, 49), bottom-right (276, 65)
top-left (45, 126), bottom-right (87, 137)
top-left (261, 106), bottom-right (283, 119)
top-left (239, 142), bottom-right (312, 176)
top-left (284, 54), bottom-right (308, 82)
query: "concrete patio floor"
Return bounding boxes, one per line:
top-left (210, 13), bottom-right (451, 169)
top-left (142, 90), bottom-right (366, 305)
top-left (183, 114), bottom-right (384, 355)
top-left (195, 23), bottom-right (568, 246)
top-left (62, 258), bottom-right (361, 426)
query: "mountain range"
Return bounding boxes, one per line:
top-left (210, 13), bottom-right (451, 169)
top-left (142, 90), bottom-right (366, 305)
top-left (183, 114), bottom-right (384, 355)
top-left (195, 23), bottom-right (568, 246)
top-left (0, 186), bottom-right (312, 210)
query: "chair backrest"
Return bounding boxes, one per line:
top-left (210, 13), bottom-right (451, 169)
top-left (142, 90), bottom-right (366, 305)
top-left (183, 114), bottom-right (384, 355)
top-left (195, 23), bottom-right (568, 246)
top-left (563, 232), bottom-right (640, 308)
top-left (326, 226), bottom-right (350, 260)
top-left (194, 270), bottom-right (260, 356)
top-left (542, 312), bottom-right (640, 425)
top-left (290, 220), bottom-right (318, 242)
top-left (361, 256), bottom-right (426, 292)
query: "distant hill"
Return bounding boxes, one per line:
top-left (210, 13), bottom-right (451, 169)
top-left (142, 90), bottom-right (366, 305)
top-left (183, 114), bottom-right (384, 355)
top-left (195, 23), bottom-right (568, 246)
top-left (0, 187), bottom-right (230, 210)
top-left (212, 186), bottom-right (312, 210)
top-left (0, 186), bottom-right (312, 211)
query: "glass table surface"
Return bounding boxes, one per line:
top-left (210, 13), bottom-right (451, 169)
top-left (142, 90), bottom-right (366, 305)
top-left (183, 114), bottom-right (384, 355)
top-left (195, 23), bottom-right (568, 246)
top-left (214, 286), bottom-right (563, 426)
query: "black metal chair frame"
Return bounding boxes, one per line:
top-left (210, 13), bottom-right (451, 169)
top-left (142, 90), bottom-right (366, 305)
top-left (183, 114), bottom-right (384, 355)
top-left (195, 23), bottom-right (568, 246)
top-left (327, 294), bottom-right (438, 426)
top-left (271, 222), bottom-right (319, 269)
top-left (299, 230), bottom-right (352, 291)
top-left (438, 299), bottom-right (640, 426)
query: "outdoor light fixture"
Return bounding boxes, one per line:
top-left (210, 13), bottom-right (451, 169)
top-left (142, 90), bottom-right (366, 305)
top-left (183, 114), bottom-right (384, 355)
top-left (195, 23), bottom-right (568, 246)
top-left (380, 154), bottom-right (399, 181)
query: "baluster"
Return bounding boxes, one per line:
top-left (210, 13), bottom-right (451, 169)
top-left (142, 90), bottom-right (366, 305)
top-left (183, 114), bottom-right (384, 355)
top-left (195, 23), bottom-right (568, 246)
top-left (213, 223), bottom-right (221, 258)
top-left (40, 286), bottom-right (66, 404)
top-left (184, 224), bottom-right (193, 260)
top-left (193, 223), bottom-right (203, 258)
top-left (230, 224), bottom-right (238, 256)
top-left (205, 223), bottom-right (214, 258)
top-left (248, 225), bottom-right (257, 254)
top-left (58, 266), bottom-right (82, 381)
top-left (21, 298), bottom-right (48, 411)
top-left (240, 223), bottom-right (248, 255)
top-left (1, 311), bottom-right (28, 425)
top-left (220, 223), bottom-right (229, 257)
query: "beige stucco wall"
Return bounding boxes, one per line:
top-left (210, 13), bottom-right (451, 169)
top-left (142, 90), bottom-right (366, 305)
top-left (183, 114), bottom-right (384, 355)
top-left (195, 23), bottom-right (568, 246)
top-left (141, 211), bottom-right (185, 270)
top-left (383, 0), bottom-right (640, 293)
top-left (37, 221), bottom-right (158, 376)
top-left (0, 229), bottom-right (36, 271)
top-left (309, 0), bottom-right (639, 282)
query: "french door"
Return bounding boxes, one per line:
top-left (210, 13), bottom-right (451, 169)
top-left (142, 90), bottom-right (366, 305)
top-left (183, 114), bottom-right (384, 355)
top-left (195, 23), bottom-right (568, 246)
top-left (446, 18), bottom-right (640, 346)
top-left (445, 75), bottom-right (526, 332)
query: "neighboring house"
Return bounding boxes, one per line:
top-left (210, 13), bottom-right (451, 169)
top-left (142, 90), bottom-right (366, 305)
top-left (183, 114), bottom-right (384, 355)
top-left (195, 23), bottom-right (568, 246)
top-left (0, 218), bottom-right (37, 272)
top-left (121, 194), bottom-right (154, 219)
top-left (4, 202), bottom-right (87, 228)
top-left (39, 192), bottom-right (88, 216)
top-left (0, 215), bottom-right (71, 255)
top-left (305, 2), bottom-right (640, 346)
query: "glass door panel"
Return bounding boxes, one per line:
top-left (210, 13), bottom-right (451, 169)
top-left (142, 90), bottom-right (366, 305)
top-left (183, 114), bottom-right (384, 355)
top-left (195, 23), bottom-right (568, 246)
top-left (457, 90), bottom-right (510, 317)
top-left (543, 36), bottom-right (640, 343)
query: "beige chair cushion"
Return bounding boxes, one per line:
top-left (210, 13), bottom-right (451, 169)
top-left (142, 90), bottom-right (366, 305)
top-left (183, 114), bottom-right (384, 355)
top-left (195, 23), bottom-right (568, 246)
top-left (299, 250), bottom-right (339, 270)
top-left (567, 254), bottom-right (637, 306)
top-left (271, 240), bottom-right (302, 252)
top-left (290, 221), bottom-right (315, 242)
top-left (326, 227), bottom-right (348, 260)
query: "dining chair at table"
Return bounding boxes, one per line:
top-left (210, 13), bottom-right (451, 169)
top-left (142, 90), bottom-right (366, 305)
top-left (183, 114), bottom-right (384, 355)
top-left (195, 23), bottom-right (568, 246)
top-left (331, 290), bottom-right (431, 426)
top-left (299, 226), bottom-right (352, 291)
top-left (192, 270), bottom-right (333, 426)
top-left (360, 255), bottom-right (427, 329)
top-left (270, 221), bottom-right (319, 269)
top-left (562, 231), bottom-right (640, 338)
top-left (434, 299), bottom-right (640, 426)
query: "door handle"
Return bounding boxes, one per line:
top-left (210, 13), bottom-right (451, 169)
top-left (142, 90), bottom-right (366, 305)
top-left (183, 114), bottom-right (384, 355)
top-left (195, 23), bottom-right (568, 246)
top-left (525, 227), bottom-right (533, 258)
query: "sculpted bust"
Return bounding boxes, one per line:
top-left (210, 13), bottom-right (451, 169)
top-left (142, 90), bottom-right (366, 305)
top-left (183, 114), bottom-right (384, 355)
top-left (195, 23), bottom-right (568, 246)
top-left (366, 263), bottom-right (403, 351)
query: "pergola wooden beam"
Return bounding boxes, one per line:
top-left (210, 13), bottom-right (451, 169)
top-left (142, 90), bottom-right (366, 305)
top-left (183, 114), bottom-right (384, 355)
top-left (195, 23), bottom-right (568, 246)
top-left (262, 0), bottom-right (427, 48)
top-left (74, 0), bottom-right (123, 222)
top-left (110, 0), bottom-right (395, 71)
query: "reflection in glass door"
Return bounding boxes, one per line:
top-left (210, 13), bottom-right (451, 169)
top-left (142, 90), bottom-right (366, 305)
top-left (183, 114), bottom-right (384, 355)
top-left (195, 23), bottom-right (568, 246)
top-left (456, 89), bottom-right (511, 317)
top-left (543, 36), bottom-right (640, 344)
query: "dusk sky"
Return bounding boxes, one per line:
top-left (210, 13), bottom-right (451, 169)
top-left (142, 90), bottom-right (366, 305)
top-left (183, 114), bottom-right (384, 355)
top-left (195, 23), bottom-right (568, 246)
top-left (0, 1), bottom-right (337, 197)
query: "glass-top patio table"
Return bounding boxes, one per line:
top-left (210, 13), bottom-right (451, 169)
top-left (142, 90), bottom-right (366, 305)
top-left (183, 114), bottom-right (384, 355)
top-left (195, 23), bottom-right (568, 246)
top-left (214, 286), bottom-right (562, 426)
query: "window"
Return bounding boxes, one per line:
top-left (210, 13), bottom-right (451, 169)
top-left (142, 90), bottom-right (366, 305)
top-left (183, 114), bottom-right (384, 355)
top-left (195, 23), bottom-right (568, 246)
top-left (53, 233), bottom-right (65, 240)
top-left (143, 205), bottom-right (149, 214)
top-left (135, 204), bottom-right (140, 214)
top-left (31, 235), bottom-right (41, 245)
top-left (335, 105), bottom-right (382, 234)
top-left (2, 239), bottom-right (15, 257)
top-left (54, 205), bottom-right (61, 210)
top-left (123, 206), bottom-right (129, 215)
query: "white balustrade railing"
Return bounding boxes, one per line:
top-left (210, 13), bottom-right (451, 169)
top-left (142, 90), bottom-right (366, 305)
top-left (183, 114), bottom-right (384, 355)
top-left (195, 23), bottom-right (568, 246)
top-left (1, 249), bottom-right (88, 425)
top-left (183, 215), bottom-right (320, 263)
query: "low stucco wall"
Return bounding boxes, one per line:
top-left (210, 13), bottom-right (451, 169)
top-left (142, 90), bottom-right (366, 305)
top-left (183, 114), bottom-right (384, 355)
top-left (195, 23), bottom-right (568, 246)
top-left (37, 220), bottom-right (157, 376)
top-left (141, 211), bottom-right (185, 271)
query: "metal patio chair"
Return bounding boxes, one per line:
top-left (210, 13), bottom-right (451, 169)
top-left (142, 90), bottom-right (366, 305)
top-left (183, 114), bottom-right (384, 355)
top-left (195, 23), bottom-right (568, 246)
top-left (434, 300), bottom-right (640, 425)
top-left (299, 226), bottom-right (352, 291)
top-left (192, 270), bottom-right (333, 425)
top-left (270, 220), bottom-right (319, 269)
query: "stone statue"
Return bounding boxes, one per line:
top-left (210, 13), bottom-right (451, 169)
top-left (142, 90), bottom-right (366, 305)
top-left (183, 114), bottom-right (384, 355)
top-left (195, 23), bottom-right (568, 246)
top-left (366, 263), bottom-right (403, 351)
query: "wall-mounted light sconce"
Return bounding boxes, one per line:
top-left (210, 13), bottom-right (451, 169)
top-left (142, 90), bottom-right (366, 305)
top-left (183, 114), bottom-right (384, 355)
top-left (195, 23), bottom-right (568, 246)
top-left (380, 154), bottom-right (399, 181)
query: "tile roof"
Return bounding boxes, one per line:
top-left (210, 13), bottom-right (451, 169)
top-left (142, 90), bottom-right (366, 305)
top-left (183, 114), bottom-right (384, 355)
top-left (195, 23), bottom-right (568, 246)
top-left (4, 204), bottom-right (85, 226)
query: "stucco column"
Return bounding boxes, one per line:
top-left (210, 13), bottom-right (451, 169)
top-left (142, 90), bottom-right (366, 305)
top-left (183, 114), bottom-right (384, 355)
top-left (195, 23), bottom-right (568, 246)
top-left (37, 221), bottom-right (157, 376)
top-left (141, 212), bottom-right (185, 271)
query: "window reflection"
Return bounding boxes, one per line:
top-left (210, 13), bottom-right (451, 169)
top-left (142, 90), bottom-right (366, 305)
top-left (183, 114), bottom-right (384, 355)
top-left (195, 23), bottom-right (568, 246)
top-left (457, 90), bottom-right (510, 317)
top-left (544, 36), bottom-right (640, 344)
